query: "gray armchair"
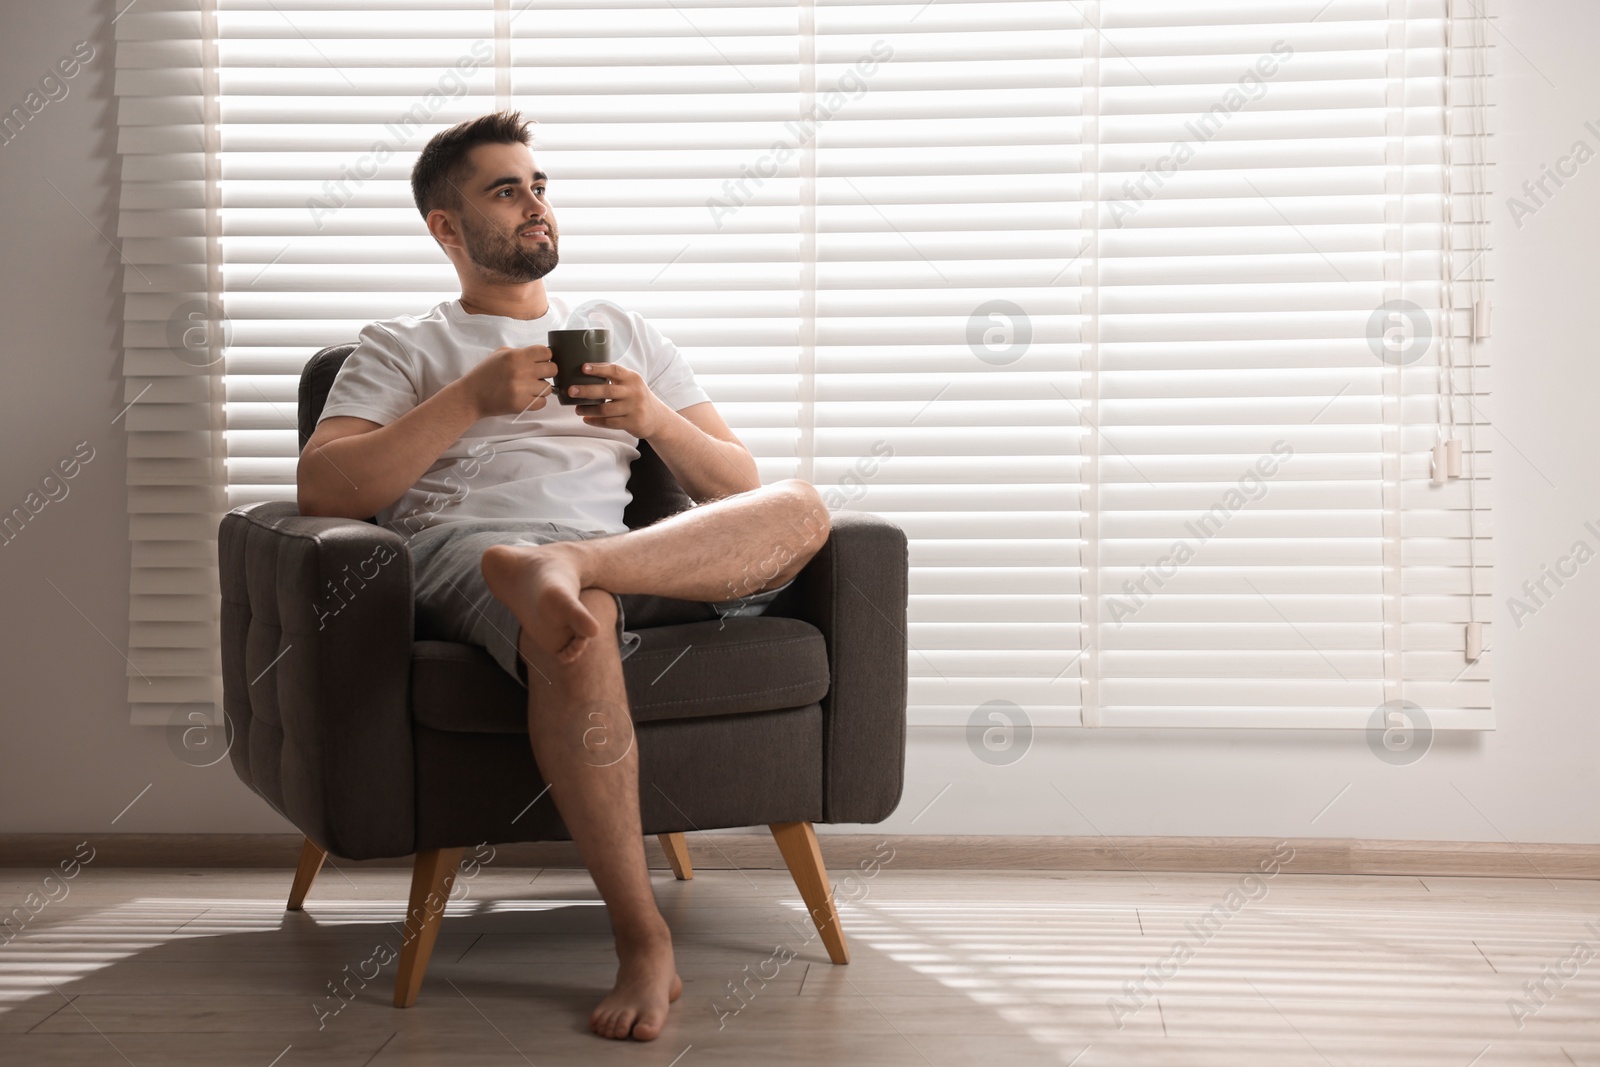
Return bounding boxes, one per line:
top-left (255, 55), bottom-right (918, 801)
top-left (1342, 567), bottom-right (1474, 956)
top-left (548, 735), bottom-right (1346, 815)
top-left (217, 344), bottom-right (909, 1006)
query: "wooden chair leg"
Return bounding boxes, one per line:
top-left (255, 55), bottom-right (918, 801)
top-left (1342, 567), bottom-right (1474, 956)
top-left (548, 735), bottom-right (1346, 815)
top-left (393, 847), bottom-right (465, 1008)
top-left (285, 837), bottom-right (328, 911)
top-left (658, 832), bottom-right (693, 880)
top-left (769, 821), bottom-right (850, 964)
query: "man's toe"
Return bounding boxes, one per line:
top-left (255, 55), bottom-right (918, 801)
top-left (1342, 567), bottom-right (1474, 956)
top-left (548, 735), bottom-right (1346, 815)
top-left (633, 1011), bottom-right (665, 1041)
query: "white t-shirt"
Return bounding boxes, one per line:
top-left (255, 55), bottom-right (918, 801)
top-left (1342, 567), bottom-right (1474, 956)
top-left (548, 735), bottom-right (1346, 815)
top-left (317, 295), bottom-right (711, 535)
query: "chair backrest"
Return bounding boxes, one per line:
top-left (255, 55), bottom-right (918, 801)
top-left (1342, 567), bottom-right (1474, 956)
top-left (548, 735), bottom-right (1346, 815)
top-left (298, 343), bottom-right (694, 530)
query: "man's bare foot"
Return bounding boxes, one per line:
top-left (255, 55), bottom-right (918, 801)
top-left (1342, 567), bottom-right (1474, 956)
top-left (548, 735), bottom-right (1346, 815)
top-left (481, 542), bottom-right (598, 665)
top-left (591, 928), bottom-right (682, 1041)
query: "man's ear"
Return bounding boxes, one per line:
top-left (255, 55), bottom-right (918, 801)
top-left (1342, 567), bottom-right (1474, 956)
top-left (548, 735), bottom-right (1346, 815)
top-left (426, 208), bottom-right (460, 253)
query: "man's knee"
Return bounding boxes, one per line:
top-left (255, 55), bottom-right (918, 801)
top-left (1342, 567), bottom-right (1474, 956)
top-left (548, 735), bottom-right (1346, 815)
top-left (738, 480), bottom-right (828, 592)
top-left (773, 476), bottom-right (826, 512)
top-left (772, 478), bottom-right (831, 548)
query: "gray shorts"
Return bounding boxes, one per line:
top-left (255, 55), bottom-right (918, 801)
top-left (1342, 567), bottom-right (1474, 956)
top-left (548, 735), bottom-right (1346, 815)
top-left (408, 519), bottom-right (791, 685)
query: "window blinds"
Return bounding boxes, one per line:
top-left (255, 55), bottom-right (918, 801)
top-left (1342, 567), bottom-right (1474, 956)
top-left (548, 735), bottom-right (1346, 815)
top-left (112, 0), bottom-right (1491, 730)
top-left (1083, 0), bottom-right (1492, 729)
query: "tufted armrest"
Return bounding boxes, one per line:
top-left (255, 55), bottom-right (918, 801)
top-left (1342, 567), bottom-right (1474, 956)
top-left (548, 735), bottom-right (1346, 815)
top-left (219, 501), bottom-right (416, 859)
top-left (769, 510), bottom-right (909, 824)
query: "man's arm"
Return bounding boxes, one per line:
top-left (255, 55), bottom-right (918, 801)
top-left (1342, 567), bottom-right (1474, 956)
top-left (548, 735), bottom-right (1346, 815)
top-left (645, 402), bottom-right (760, 502)
top-left (298, 344), bottom-right (557, 519)
top-left (565, 365), bottom-right (759, 503)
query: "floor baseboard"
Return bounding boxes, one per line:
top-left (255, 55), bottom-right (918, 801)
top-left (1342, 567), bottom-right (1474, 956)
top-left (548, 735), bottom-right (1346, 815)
top-left (1, 833), bottom-right (1596, 879)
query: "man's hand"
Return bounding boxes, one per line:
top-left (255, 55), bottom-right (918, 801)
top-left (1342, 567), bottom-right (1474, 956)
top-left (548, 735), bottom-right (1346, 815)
top-left (462, 344), bottom-right (558, 420)
top-left (566, 362), bottom-right (670, 438)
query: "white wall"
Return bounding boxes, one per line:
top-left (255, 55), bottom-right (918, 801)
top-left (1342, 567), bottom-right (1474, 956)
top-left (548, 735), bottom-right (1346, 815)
top-left (1, 1), bottom-right (1595, 843)
top-left (0, 0), bottom-right (288, 834)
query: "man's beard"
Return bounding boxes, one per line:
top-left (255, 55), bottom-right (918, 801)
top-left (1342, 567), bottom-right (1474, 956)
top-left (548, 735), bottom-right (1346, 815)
top-left (460, 214), bottom-right (559, 283)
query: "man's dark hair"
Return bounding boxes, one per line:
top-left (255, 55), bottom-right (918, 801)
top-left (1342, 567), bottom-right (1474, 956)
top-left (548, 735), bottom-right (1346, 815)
top-left (410, 110), bottom-right (534, 223)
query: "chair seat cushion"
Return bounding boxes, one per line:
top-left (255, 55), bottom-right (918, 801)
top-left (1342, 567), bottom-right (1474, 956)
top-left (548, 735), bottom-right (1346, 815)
top-left (411, 615), bottom-right (830, 733)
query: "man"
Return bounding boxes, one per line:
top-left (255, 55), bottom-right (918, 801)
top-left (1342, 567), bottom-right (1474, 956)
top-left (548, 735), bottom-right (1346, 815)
top-left (296, 111), bottom-right (830, 1042)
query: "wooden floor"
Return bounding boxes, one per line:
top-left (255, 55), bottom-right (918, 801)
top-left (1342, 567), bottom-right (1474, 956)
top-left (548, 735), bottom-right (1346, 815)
top-left (1, 864), bottom-right (1598, 1065)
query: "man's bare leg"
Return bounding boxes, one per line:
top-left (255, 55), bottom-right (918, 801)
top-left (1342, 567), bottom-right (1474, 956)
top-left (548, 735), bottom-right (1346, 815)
top-left (482, 479), bottom-right (829, 665)
top-left (512, 587), bottom-right (682, 1041)
top-left (480, 478), bottom-right (828, 1039)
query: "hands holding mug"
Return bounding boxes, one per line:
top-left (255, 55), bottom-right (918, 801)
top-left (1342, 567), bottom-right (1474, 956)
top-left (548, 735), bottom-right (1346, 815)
top-left (549, 327), bottom-right (667, 437)
top-left (461, 329), bottom-right (667, 437)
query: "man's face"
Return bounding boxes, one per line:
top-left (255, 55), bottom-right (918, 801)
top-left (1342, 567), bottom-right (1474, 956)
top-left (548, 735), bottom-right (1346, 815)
top-left (450, 141), bottom-right (559, 283)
